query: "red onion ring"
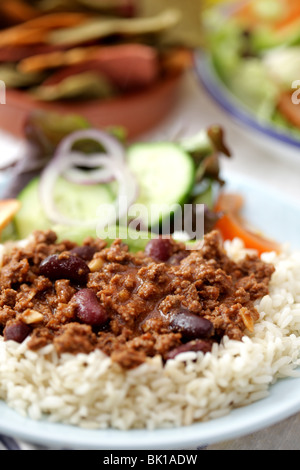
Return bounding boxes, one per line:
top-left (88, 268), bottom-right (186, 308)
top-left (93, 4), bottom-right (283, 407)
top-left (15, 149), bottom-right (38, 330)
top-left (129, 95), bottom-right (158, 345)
top-left (62, 152), bottom-right (116, 185)
top-left (39, 147), bottom-right (138, 228)
top-left (55, 128), bottom-right (126, 164)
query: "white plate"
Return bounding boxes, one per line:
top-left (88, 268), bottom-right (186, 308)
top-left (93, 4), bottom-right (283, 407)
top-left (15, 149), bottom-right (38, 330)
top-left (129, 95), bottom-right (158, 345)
top-left (0, 171), bottom-right (300, 450)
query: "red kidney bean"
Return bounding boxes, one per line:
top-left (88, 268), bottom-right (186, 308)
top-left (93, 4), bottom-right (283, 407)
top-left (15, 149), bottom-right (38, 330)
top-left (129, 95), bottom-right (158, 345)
top-left (169, 310), bottom-right (214, 341)
top-left (165, 339), bottom-right (212, 360)
top-left (70, 245), bottom-right (97, 262)
top-left (145, 237), bottom-right (173, 262)
top-left (39, 253), bottom-right (90, 285)
top-left (73, 288), bottom-right (109, 326)
top-left (4, 321), bottom-right (31, 343)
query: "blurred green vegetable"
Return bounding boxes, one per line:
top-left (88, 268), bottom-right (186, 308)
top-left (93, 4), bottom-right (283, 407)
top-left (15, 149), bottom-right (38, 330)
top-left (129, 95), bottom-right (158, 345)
top-left (31, 72), bottom-right (115, 101)
top-left (48, 9), bottom-right (181, 46)
top-left (2, 109), bottom-right (229, 245)
top-left (0, 63), bottom-right (45, 88)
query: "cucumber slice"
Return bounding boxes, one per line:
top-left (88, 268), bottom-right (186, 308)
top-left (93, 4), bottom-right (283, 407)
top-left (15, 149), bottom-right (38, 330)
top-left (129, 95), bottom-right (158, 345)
top-left (96, 225), bottom-right (197, 252)
top-left (14, 142), bottom-right (195, 241)
top-left (127, 142), bottom-right (195, 230)
top-left (97, 225), bottom-right (153, 252)
top-left (15, 176), bottom-right (115, 240)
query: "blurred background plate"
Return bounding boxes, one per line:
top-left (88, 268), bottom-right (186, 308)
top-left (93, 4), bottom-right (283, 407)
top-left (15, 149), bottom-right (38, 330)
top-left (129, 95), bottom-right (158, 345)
top-left (194, 0), bottom-right (300, 163)
top-left (194, 51), bottom-right (300, 164)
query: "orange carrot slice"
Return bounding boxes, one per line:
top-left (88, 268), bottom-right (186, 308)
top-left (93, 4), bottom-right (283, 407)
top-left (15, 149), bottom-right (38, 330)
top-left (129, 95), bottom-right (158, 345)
top-left (0, 199), bottom-right (21, 233)
top-left (215, 193), bottom-right (281, 255)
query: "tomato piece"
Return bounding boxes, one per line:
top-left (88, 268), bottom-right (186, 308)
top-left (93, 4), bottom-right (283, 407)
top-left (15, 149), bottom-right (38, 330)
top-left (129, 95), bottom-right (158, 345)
top-left (215, 193), bottom-right (244, 214)
top-left (214, 193), bottom-right (281, 255)
top-left (277, 92), bottom-right (300, 130)
top-left (233, 0), bottom-right (300, 32)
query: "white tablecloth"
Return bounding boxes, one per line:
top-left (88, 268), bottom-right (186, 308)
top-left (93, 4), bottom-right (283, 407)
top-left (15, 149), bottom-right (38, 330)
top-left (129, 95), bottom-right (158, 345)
top-left (0, 70), bottom-right (300, 450)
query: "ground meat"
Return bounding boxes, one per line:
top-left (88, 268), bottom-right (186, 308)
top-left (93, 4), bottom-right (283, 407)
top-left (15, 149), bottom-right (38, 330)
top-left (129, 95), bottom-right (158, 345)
top-left (0, 229), bottom-right (275, 369)
top-left (53, 323), bottom-right (97, 355)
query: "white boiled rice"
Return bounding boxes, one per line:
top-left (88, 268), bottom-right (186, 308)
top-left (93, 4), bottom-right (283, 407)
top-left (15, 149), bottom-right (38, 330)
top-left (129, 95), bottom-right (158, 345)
top-left (1, 238), bottom-right (300, 430)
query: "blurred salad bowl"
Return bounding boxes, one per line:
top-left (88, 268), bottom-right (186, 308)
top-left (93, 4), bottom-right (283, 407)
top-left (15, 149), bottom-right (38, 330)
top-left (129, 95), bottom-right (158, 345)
top-left (194, 0), bottom-right (300, 160)
top-left (0, 69), bottom-right (185, 140)
top-left (0, 1), bottom-right (192, 139)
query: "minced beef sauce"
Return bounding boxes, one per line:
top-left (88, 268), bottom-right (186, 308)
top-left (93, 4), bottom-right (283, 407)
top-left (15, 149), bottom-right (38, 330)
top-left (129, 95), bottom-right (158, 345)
top-left (0, 230), bottom-right (274, 369)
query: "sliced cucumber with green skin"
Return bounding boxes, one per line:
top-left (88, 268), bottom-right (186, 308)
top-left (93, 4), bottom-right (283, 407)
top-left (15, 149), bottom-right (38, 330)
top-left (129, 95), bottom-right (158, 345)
top-left (14, 142), bottom-right (195, 243)
top-left (47, 224), bottom-right (99, 245)
top-left (127, 142), bottom-right (195, 230)
top-left (96, 225), bottom-right (153, 252)
top-left (96, 225), bottom-right (197, 252)
top-left (15, 176), bottom-right (115, 240)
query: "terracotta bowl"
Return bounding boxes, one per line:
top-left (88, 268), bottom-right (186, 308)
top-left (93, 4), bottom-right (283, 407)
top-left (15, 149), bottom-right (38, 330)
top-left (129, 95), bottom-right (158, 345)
top-left (0, 71), bottom-right (184, 140)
